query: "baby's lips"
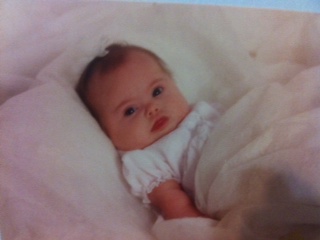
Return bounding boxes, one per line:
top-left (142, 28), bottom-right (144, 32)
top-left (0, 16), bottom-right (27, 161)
top-left (151, 116), bottom-right (169, 132)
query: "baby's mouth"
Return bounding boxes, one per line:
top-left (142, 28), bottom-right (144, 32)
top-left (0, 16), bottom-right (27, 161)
top-left (151, 116), bottom-right (169, 132)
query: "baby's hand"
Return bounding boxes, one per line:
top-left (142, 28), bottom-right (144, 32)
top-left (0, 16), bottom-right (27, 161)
top-left (148, 180), bottom-right (205, 220)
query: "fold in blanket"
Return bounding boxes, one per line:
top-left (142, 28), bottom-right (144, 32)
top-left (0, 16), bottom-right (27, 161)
top-left (195, 66), bottom-right (320, 239)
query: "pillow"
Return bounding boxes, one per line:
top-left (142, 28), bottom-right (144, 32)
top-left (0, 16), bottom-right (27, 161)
top-left (0, 81), bottom-right (155, 240)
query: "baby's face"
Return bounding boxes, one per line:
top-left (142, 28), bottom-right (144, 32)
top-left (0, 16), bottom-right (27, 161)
top-left (87, 51), bottom-right (190, 151)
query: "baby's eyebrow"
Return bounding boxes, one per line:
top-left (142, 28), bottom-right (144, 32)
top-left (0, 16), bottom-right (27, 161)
top-left (114, 99), bottom-right (134, 113)
top-left (149, 78), bottom-right (165, 88)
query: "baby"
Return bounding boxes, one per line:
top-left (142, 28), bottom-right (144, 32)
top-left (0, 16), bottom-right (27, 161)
top-left (77, 43), bottom-right (221, 220)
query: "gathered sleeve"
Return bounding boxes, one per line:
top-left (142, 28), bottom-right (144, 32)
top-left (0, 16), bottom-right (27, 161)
top-left (121, 148), bottom-right (182, 204)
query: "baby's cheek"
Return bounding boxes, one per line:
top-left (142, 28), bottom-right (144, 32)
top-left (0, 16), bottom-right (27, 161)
top-left (117, 123), bottom-right (146, 149)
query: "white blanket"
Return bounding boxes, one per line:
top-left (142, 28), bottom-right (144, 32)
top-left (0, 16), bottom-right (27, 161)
top-left (1, 2), bottom-right (320, 240)
top-left (201, 66), bottom-right (320, 238)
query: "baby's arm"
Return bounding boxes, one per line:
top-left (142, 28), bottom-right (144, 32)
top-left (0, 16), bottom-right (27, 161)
top-left (148, 179), bottom-right (204, 220)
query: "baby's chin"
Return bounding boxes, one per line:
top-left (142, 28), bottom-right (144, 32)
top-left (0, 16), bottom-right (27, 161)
top-left (115, 132), bottom-right (168, 151)
top-left (116, 137), bottom-right (160, 151)
top-left (114, 136), bottom-right (155, 151)
top-left (140, 121), bottom-right (179, 149)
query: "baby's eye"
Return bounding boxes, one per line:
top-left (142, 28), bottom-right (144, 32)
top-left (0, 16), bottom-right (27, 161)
top-left (152, 87), bottom-right (163, 97)
top-left (124, 107), bottom-right (136, 116)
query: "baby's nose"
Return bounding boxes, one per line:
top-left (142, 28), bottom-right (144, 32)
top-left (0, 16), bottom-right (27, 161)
top-left (146, 104), bottom-right (159, 117)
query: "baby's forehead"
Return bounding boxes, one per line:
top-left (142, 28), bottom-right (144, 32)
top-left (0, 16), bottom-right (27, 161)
top-left (88, 49), bottom-right (171, 97)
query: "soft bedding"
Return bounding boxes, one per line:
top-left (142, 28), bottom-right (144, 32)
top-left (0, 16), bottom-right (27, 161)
top-left (196, 66), bottom-right (320, 238)
top-left (1, 1), bottom-right (320, 240)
